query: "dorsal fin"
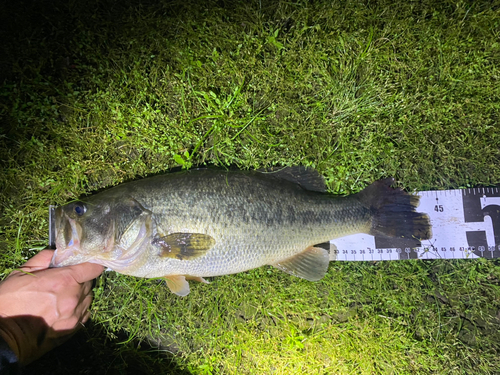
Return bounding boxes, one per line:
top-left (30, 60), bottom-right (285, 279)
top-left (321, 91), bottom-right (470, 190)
top-left (258, 166), bottom-right (327, 192)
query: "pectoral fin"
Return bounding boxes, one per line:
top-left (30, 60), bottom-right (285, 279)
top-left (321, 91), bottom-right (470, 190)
top-left (165, 275), bottom-right (190, 296)
top-left (154, 233), bottom-right (215, 260)
top-left (271, 246), bottom-right (330, 281)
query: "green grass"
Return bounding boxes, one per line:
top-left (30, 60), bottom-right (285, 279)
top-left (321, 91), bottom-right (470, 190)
top-left (1, 0), bottom-right (500, 373)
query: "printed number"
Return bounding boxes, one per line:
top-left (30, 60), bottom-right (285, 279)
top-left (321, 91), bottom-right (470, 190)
top-left (434, 205), bottom-right (444, 212)
top-left (342, 250), bottom-right (348, 254)
top-left (441, 247), bottom-right (446, 252)
top-left (387, 249), bottom-right (392, 253)
top-left (450, 247), bottom-right (455, 252)
top-left (378, 249), bottom-right (383, 254)
top-left (478, 246), bottom-right (485, 252)
top-left (369, 249), bottom-right (374, 254)
top-left (360, 250), bottom-right (365, 254)
top-left (351, 250), bottom-right (357, 254)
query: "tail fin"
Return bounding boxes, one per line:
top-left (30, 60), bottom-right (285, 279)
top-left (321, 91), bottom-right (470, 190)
top-left (355, 178), bottom-right (432, 244)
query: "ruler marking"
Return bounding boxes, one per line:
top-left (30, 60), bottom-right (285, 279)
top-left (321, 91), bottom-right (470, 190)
top-left (332, 185), bottom-right (500, 261)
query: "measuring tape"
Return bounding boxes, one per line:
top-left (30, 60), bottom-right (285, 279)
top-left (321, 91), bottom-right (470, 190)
top-left (49, 187), bottom-right (500, 262)
top-left (331, 187), bottom-right (500, 261)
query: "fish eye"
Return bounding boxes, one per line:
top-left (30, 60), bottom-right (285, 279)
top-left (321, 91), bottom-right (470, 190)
top-left (74, 203), bottom-right (86, 216)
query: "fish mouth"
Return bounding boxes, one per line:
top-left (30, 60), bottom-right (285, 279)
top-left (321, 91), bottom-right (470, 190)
top-left (50, 247), bottom-right (75, 268)
top-left (50, 207), bottom-right (82, 267)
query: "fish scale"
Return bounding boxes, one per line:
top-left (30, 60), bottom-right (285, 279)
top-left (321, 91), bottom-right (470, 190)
top-left (49, 168), bottom-right (431, 296)
top-left (128, 171), bottom-right (365, 276)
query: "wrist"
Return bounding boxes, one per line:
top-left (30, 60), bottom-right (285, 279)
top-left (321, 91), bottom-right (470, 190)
top-left (0, 315), bottom-right (48, 366)
top-left (0, 318), bottom-right (21, 362)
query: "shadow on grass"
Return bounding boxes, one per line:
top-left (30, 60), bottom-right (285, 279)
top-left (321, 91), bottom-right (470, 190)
top-left (24, 320), bottom-right (192, 375)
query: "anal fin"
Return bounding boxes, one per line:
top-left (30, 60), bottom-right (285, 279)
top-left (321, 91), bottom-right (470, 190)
top-left (271, 246), bottom-right (330, 281)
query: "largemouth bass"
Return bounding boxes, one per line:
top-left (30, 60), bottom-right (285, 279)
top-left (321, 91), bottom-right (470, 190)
top-left (50, 167), bottom-right (431, 296)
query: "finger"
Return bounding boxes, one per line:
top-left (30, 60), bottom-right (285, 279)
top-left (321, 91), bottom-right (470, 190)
top-left (53, 292), bottom-right (93, 332)
top-left (82, 309), bottom-right (91, 324)
top-left (74, 294), bottom-right (93, 323)
top-left (11, 250), bottom-right (55, 275)
top-left (66, 262), bottom-right (105, 284)
top-left (81, 280), bottom-right (93, 298)
top-left (52, 316), bottom-right (83, 333)
top-left (78, 284), bottom-right (93, 308)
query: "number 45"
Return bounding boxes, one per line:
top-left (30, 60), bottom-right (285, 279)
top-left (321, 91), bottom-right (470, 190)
top-left (434, 205), bottom-right (444, 212)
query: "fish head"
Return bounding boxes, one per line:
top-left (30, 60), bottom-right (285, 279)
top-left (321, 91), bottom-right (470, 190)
top-left (50, 196), bottom-right (150, 269)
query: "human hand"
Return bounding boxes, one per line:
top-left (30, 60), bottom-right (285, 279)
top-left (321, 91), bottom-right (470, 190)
top-left (0, 249), bottom-right (104, 365)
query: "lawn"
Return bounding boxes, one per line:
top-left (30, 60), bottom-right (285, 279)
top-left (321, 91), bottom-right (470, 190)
top-left (1, 0), bottom-right (500, 373)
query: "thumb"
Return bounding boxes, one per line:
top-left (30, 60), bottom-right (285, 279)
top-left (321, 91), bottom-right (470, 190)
top-left (14, 250), bottom-right (55, 274)
top-left (66, 262), bottom-right (105, 284)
